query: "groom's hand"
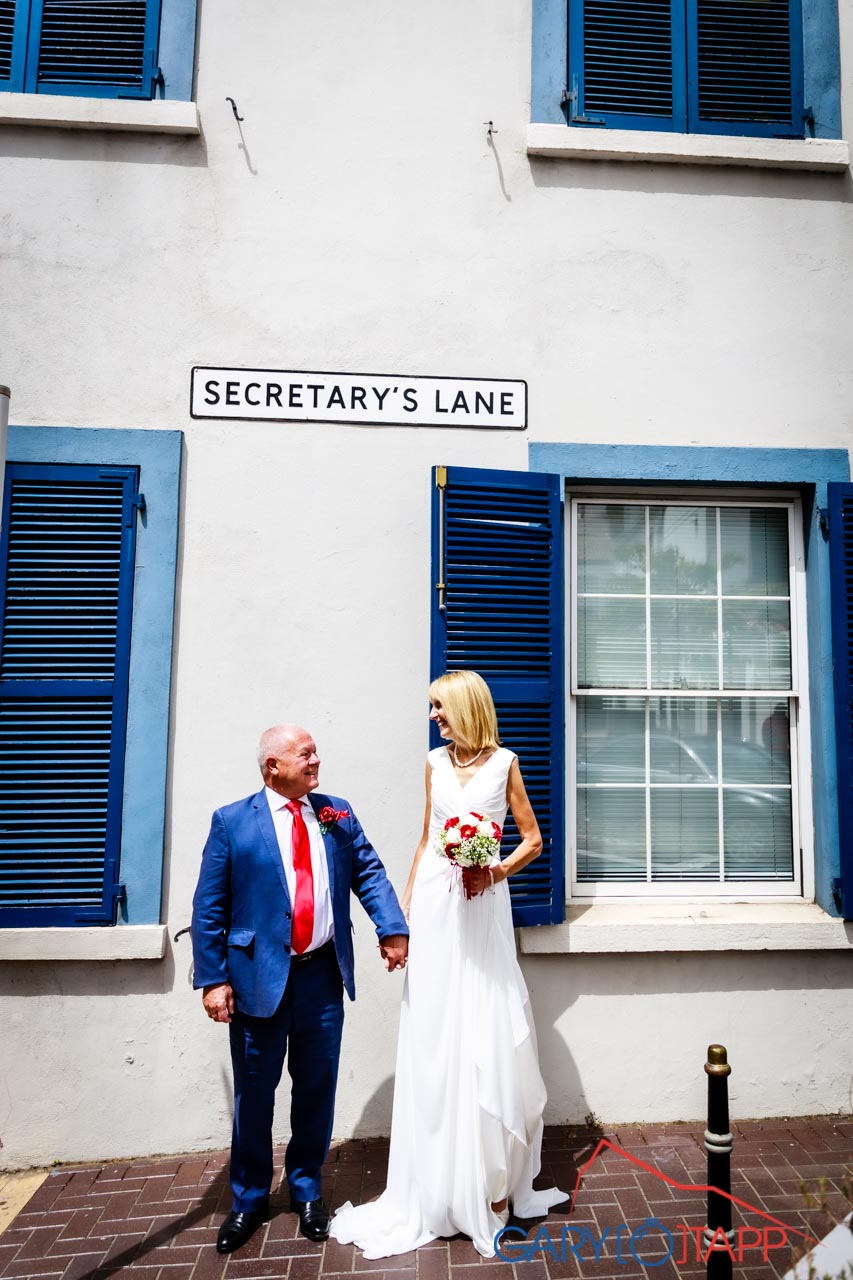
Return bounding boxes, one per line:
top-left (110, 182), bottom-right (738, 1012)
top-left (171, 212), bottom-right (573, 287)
top-left (203, 982), bottom-right (235, 1023)
top-left (379, 935), bottom-right (408, 972)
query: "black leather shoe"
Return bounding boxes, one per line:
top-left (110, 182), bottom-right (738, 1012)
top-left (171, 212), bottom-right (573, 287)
top-left (216, 1207), bottom-right (269, 1254)
top-left (290, 1197), bottom-right (331, 1242)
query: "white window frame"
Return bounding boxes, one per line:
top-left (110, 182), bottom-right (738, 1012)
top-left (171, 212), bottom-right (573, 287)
top-left (566, 487), bottom-right (813, 902)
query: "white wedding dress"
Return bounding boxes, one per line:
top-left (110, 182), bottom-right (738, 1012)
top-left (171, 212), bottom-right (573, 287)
top-left (330, 746), bottom-right (565, 1259)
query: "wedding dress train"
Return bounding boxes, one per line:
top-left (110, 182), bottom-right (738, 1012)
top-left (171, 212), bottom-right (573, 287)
top-left (330, 746), bottom-right (565, 1258)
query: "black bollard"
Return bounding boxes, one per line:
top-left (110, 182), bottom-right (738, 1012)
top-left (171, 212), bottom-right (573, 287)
top-left (704, 1045), bottom-right (734, 1280)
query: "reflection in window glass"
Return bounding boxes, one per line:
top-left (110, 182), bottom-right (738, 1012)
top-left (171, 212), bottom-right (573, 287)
top-left (723, 792), bottom-right (793, 880)
top-left (650, 506), bottom-right (717, 595)
top-left (650, 699), bottom-right (717, 783)
top-left (721, 699), bottom-right (791, 784)
top-left (576, 697), bottom-right (645, 784)
top-left (577, 504), bottom-right (645, 594)
top-left (577, 598), bottom-right (646, 687)
top-left (577, 788), bottom-right (646, 882)
top-left (722, 600), bottom-right (791, 689)
top-left (720, 507), bottom-right (789, 597)
top-left (650, 791), bottom-right (719, 880)
top-left (650, 599), bottom-right (718, 688)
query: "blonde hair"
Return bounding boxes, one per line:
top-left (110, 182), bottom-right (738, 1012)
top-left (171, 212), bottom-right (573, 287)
top-left (428, 670), bottom-right (500, 751)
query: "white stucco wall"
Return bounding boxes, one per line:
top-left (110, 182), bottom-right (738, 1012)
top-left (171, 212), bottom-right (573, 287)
top-left (0, 0), bottom-right (852, 1169)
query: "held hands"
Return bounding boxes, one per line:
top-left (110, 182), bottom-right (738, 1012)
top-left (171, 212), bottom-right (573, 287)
top-left (379, 934), bottom-right (408, 972)
top-left (202, 982), bottom-right (235, 1023)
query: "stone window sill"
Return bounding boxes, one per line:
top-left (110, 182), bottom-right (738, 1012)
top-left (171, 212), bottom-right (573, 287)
top-left (519, 902), bottom-right (853, 954)
top-left (0, 93), bottom-right (199, 135)
top-left (527, 123), bottom-right (849, 172)
top-left (0, 925), bottom-right (168, 960)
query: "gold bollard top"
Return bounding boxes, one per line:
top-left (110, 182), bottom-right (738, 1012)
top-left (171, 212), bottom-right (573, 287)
top-left (705, 1044), bottom-right (732, 1076)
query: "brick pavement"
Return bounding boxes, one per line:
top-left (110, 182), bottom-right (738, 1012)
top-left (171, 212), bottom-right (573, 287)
top-left (1, 1121), bottom-right (850, 1280)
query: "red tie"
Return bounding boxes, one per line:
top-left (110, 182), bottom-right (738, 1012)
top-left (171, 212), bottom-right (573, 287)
top-left (286, 800), bottom-right (314, 955)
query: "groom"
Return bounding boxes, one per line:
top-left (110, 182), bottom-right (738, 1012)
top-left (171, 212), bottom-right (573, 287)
top-left (191, 724), bottom-right (409, 1254)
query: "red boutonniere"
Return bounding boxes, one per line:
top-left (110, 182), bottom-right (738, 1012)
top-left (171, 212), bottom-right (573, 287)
top-left (318, 805), bottom-right (349, 834)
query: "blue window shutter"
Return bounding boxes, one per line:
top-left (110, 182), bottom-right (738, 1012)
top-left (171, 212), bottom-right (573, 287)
top-left (0, 463), bottom-right (138, 926)
top-left (828, 482), bottom-right (853, 919)
top-left (568, 0), bottom-right (686, 130)
top-left (0, 0), bottom-right (31, 90)
top-left (430, 466), bottom-right (565, 926)
top-left (686, 0), bottom-right (803, 137)
top-left (20, 0), bottom-right (163, 99)
top-left (566, 0), bottom-right (803, 138)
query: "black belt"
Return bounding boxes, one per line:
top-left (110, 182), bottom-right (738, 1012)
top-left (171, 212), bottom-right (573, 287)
top-left (290, 938), bottom-right (335, 965)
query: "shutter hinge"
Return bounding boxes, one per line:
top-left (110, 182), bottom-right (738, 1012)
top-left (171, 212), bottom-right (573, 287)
top-left (803, 106), bottom-right (815, 137)
top-left (817, 506), bottom-right (829, 539)
top-left (127, 492), bottom-right (146, 527)
top-left (112, 882), bottom-right (127, 904)
top-left (561, 76), bottom-right (606, 127)
top-left (118, 54), bottom-right (163, 101)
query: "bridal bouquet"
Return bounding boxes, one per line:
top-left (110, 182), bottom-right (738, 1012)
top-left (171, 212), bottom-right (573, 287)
top-left (436, 812), bottom-right (503, 900)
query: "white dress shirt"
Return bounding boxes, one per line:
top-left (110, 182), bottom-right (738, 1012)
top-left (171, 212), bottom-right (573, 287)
top-left (264, 787), bottom-right (334, 955)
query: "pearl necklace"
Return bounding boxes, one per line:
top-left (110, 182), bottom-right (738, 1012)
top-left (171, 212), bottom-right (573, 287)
top-left (451, 743), bottom-right (485, 769)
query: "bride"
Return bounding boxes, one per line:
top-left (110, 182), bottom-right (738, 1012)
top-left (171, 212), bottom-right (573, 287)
top-left (330, 669), bottom-right (566, 1258)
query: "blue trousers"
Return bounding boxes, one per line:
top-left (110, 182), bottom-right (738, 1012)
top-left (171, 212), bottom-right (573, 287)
top-left (228, 941), bottom-right (345, 1211)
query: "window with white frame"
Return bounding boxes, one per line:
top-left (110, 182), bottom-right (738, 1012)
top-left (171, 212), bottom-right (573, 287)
top-left (570, 495), bottom-right (807, 897)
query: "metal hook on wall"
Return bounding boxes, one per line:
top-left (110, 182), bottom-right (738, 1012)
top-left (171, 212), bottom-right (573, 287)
top-left (226, 97), bottom-right (244, 122)
top-left (483, 120), bottom-right (498, 138)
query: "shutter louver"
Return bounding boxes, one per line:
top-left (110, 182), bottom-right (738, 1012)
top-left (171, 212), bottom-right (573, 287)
top-left (36, 0), bottom-right (148, 88)
top-left (0, 1), bottom-right (14, 79)
top-left (1, 481), bottom-right (125, 679)
top-left (0, 465), bottom-right (138, 926)
top-left (696, 0), bottom-right (792, 123)
top-left (0, 698), bottom-right (113, 909)
top-left (828, 483), bottom-right (853, 920)
top-left (583, 0), bottom-right (674, 117)
top-left (431, 467), bottom-right (565, 926)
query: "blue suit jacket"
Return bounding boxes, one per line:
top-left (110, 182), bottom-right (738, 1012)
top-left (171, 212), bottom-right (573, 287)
top-left (191, 789), bottom-right (408, 1017)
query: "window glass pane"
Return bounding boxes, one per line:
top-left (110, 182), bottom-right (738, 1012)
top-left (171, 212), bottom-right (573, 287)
top-left (650, 600), bottom-right (718, 688)
top-left (577, 504), bottom-right (645, 593)
top-left (578, 598), bottom-right (646, 687)
top-left (723, 791), bottom-right (793, 880)
top-left (577, 697), bottom-right (645, 784)
top-left (577, 788), bottom-right (646, 881)
top-left (722, 600), bottom-right (791, 688)
top-left (649, 698), bottom-right (718, 782)
top-left (720, 508), bottom-right (789, 596)
top-left (650, 791), bottom-right (719, 880)
top-left (721, 699), bottom-right (791, 784)
top-left (649, 506), bottom-right (717, 595)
